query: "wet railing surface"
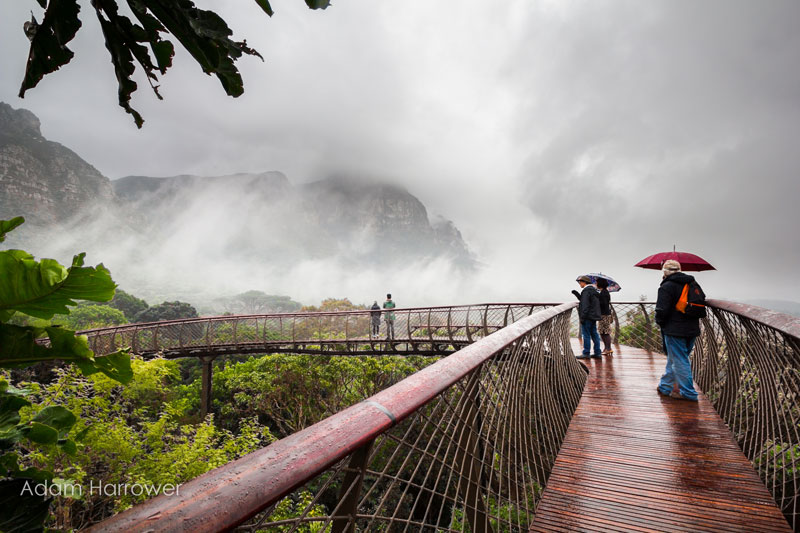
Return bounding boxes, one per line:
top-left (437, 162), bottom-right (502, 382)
top-left (87, 303), bottom-right (586, 532)
top-left (82, 300), bottom-right (800, 531)
top-left (81, 303), bottom-right (556, 358)
top-left (694, 300), bottom-right (800, 530)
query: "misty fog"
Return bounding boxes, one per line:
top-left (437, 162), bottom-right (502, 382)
top-left (2, 1), bottom-right (799, 309)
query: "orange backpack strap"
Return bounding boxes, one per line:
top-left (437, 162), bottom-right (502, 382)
top-left (675, 284), bottom-right (689, 313)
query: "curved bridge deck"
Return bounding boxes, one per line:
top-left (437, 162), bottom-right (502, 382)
top-left (530, 341), bottom-right (791, 532)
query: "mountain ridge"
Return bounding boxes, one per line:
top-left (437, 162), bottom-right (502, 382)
top-left (1, 102), bottom-right (476, 303)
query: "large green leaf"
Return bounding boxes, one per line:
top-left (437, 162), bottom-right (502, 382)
top-left (0, 217), bottom-right (25, 243)
top-left (22, 422), bottom-right (58, 445)
top-left (0, 393), bottom-right (31, 446)
top-left (32, 406), bottom-right (76, 432)
top-left (0, 324), bottom-right (132, 384)
top-left (89, 350), bottom-right (134, 384)
top-left (0, 251), bottom-right (116, 321)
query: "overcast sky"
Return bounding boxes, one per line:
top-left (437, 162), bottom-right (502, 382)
top-left (2, 0), bottom-right (799, 305)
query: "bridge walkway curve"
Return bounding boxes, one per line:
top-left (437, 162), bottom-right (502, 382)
top-left (530, 340), bottom-right (791, 532)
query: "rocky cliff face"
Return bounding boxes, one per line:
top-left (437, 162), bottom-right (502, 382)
top-left (113, 173), bottom-right (475, 269)
top-left (0, 102), bottom-right (116, 226)
top-left (1, 102), bottom-right (475, 302)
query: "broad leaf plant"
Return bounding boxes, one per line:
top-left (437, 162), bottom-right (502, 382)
top-left (0, 216), bottom-right (132, 532)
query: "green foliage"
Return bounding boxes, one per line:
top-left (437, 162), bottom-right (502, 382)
top-left (302, 298), bottom-right (365, 312)
top-left (0, 218), bottom-right (132, 380)
top-left (216, 290), bottom-right (302, 314)
top-left (109, 289), bottom-right (149, 321)
top-left (52, 303), bottom-right (127, 331)
top-left (0, 216), bottom-right (132, 531)
top-left (13, 359), bottom-right (275, 527)
top-left (616, 309), bottom-right (661, 352)
top-left (17, 0), bottom-right (330, 127)
top-left (0, 217), bottom-right (25, 242)
top-left (450, 491), bottom-right (538, 532)
top-left (0, 250), bottom-right (116, 322)
top-left (212, 353), bottom-right (433, 437)
top-left (264, 491), bottom-right (327, 532)
top-left (133, 300), bottom-right (198, 323)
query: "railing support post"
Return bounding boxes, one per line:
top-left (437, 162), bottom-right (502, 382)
top-left (200, 356), bottom-right (214, 418)
top-left (453, 371), bottom-right (493, 533)
top-left (638, 303), bottom-right (655, 352)
top-left (331, 442), bottom-right (372, 533)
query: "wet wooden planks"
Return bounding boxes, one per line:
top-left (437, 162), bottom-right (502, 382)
top-left (529, 342), bottom-right (791, 532)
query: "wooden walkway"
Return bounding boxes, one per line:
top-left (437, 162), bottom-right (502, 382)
top-left (530, 342), bottom-right (792, 532)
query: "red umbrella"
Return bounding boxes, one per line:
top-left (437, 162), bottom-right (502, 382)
top-left (634, 247), bottom-right (716, 272)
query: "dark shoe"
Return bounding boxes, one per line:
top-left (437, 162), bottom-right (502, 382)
top-left (576, 355), bottom-right (591, 360)
top-left (591, 354), bottom-right (602, 359)
top-left (669, 390), bottom-right (698, 401)
top-left (656, 387), bottom-right (669, 396)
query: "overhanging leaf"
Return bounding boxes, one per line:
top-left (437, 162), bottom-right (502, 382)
top-left (304, 0), bottom-right (331, 9)
top-left (253, 0), bottom-right (274, 16)
top-left (141, 0), bottom-right (262, 97)
top-left (18, 0), bottom-right (82, 97)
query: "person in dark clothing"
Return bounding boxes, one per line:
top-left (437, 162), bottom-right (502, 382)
top-left (575, 275), bottom-right (602, 359)
top-left (655, 260), bottom-right (703, 401)
top-left (596, 278), bottom-right (613, 355)
top-left (370, 300), bottom-right (381, 337)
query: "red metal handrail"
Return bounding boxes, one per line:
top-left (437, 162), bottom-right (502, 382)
top-left (87, 302), bottom-right (581, 532)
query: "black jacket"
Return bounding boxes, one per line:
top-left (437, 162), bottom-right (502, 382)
top-left (655, 272), bottom-right (702, 338)
top-left (598, 288), bottom-right (611, 316)
top-left (578, 285), bottom-right (602, 322)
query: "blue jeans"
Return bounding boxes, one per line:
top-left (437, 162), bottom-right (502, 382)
top-left (580, 320), bottom-right (602, 355)
top-left (658, 334), bottom-right (699, 400)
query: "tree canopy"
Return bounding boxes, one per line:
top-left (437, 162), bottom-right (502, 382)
top-left (215, 291), bottom-right (302, 315)
top-left (17, 0), bottom-right (330, 128)
top-left (133, 300), bottom-right (198, 322)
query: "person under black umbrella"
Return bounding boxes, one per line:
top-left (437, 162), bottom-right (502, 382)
top-left (596, 278), bottom-right (613, 355)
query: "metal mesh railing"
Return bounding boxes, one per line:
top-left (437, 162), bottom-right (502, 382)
top-left (692, 300), bottom-right (800, 530)
top-left (570, 301), bottom-right (662, 353)
top-left (81, 304), bottom-right (556, 358)
top-left (88, 303), bottom-right (586, 533)
top-left (580, 299), bottom-right (800, 528)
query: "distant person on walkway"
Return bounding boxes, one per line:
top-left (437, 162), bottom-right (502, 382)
top-left (575, 276), bottom-right (602, 360)
top-left (383, 294), bottom-right (396, 340)
top-left (596, 278), bottom-right (614, 355)
top-left (370, 300), bottom-right (381, 337)
top-left (655, 260), bottom-right (704, 401)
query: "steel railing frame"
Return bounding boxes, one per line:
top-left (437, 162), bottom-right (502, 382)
top-left (693, 299), bottom-right (800, 530)
top-left (79, 303), bottom-right (557, 358)
top-left (87, 302), bottom-right (585, 533)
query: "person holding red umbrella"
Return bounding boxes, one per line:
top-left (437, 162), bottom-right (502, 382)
top-left (654, 260), bottom-right (706, 401)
